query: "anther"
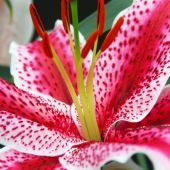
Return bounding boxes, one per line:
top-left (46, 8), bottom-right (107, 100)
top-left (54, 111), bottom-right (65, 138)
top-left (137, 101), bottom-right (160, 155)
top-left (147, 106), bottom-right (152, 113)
top-left (42, 31), bottom-right (53, 58)
top-left (29, 4), bottom-right (45, 38)
top-left (97, 0), bottom-right (105, 35)
top-left (81, 30), bottom-right (99, 58)
top-left (61, 0), bottom-right (70, 33)
top-left (100, 16), bottom-right (124, 52)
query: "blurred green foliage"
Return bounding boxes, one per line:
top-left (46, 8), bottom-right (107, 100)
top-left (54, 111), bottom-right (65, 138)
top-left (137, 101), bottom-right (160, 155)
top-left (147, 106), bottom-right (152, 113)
top-left (79, 0), bottom-right (133, 39)
top-left (4, 0), bottom-right (13, 21)
top-left (0, 66), bottom-right (12, 83)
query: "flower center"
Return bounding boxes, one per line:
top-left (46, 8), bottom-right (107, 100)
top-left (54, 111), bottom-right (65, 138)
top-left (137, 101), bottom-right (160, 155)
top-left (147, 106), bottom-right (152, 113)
top-left (29, 1), bottom-right (123, 141)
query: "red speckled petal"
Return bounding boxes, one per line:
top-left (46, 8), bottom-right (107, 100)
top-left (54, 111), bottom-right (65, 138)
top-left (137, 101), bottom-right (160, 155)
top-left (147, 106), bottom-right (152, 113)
top-left (0, 148), bottom-right (65, 170)
top-left (113, 125), bottom-right (170, 145)
top-left (0, 78), bottom-right (81, 137)
top-left (140, 85), bottom-right (170, 125)
top-left (0, 111), bottom-right (84, 156)
top-left (107, 123), bottom-right (170, 145)
top-left (115, 85), bottom-right (170, 130)
top-left (60, 139), bottom-right (170, 170)
top-left (10, 20), bottom-right (91, 104)
top-left (93, 0), bottom-right (170, 131)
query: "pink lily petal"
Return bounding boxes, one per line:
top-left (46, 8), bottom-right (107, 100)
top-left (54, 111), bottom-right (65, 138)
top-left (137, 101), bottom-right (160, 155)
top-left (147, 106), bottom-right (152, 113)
top-left (0, 78), bottom-right (80, 137)
top-left (60, 140), bottom-right (170, 170)
top-left (93, 0), bottom-right (170, 132)
top-left (116, 85), bottom-right (170, 130)
top-left (0, 147), bottom-right (65, 170)
top-left (138, 85), bottom-right (170, 126)
top-left (60, 125), bottom-right (170, 169)
top-left (0, 111), bottom-right (84, 156)
top-left (113, 125), bottom-right (170, 145)
top-left (10, 20), bottom-right (92, 104)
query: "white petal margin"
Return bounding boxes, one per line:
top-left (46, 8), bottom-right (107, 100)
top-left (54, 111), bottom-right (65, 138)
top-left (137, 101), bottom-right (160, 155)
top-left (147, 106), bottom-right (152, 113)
top-left (0, 111), bottom-right (84, 157)
top-left (0, 0), bottom-right (33, 66)
top-left (59, 142), bottom-right (170, 170)
top-left (0, 147), bottom-right (11, 155)
top-left (0, 147), bottom-right (65, 170)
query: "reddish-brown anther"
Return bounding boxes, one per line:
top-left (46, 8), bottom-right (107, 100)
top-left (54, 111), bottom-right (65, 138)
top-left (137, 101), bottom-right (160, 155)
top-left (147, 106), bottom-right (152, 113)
top-left (100, 16), bottom-right (124, 52)
top-left (29, 4), bottom-right (45, 38)
top-left (97, 0), bottom-right (105, 35)
top-left (61, 0), bottom-right (70, 33)
top-left (42, 31), bottom-right (53, 58)
top-left (81, 30), bottom-right (99, 58)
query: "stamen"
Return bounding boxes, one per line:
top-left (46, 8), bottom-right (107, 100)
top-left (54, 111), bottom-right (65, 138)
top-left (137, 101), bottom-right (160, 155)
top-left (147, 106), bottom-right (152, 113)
top-left (81, 30), bottom-right (99, 58)
top-left (61, 0), bottom-right (70, 33)
top-left (100, 16), bottom-right (124, 52)
top-left (29, 3), bottom-right (90, 139)
top-left (29, 2), bottom-right (103, 141)
top-left (29, 4), bottom-right (45, 38)
top-left (42, 32), bottom-right (90, 140)
top-left (97, 0), bottom-right (105, 35)
top-left (42, 31), bottom-right (53, 58)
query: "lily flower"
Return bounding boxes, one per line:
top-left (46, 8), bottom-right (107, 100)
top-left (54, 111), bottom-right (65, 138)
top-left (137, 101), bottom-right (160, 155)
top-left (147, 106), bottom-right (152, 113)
top-left (0, 0), bottom-right (170, 169)
top-left (0, 0), bottom-right (33, 66)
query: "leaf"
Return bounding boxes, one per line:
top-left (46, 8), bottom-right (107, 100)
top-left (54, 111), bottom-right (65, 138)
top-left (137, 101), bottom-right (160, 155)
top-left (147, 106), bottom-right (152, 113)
top-left (79, 0), bottom-right (133, 39)
top-left (167, 77), bottom-right (170, 85)
top-left (136, 154), bottom-right (149, 170)
top-left (0, 66), bottom-right (12, 83)
top-left (102, 158), bottom-right (143, 170)
top-left (4, 0), bottom-right (13, 22)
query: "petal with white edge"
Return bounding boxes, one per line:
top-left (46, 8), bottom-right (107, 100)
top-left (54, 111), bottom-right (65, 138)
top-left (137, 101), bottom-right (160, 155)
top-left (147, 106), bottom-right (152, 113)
top-left (113, 126), bottom-right (170, 145)
top-left (0, 147), bottom-right (65, 170)
top-left (0, 111), bottom-right (84, 156)
top-left (93, 0), bottom-right (170, 133)
top-left (115, 85), bottom-right (170, 130)
top-left (0, 78), bottom-right (80, 137)
top-left (60, 141), bottom-right (170, 170)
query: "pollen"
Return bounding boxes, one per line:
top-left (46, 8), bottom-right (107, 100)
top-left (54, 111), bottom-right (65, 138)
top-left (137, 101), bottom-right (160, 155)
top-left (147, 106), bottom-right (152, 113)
top-left (61, 0), bottom-right (70, 33)
top-left (100, 16), bottom-right (124, 52)
top-left (29, 4), bottom-right (45, 38)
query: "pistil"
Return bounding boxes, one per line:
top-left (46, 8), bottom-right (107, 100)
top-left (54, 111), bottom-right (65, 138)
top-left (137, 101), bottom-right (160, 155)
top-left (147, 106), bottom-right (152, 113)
top-left (70, 0), bottom-right (101, 141)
